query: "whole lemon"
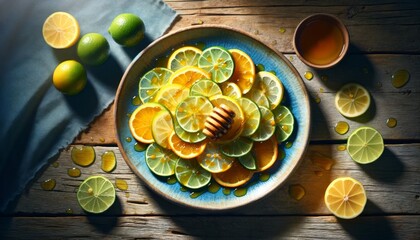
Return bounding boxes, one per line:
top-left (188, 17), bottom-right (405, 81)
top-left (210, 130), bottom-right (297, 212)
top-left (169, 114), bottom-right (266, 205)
top-left (108, 13), bottom-right (145, 47)
top-left (53, 60), bottom-right (87, 95)
top-left (77, 33), bottom-right (110, 65)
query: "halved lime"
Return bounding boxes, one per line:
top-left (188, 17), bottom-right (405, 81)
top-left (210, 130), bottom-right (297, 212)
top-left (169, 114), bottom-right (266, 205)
top-left (220, 82), bottom-right (242, 99)
top-left (145, 143), bottom-right (179, 176)
top-left (154, 83), bottom-right (189, 115)
top-left (347, 127), bottom-right (384, 164)
top-left (77, 176), bottom-right (115, 214)
top-left (167, 46), bottom-right (202, 71)
top-left (244, 89), bottom-right (270, 108)
top-left (219, 137), bottom-right (253, 157)
top-left (176, 96), bottom-right (213, 133)
top-left (237, 98), bottom-right (261, 136)
top-left (250, 106), bottom-right (275, 141)
top-left (197, 142), bottom-right (234, 173)
top-left (190, 79), bottom-right (222, 98)
top-left (151, 110), bottom-right (173, 149)
top-left (273, 105), bottom-right (294, 143)
top-left (238, 152), bottom-right (257, 170)
top-left (198, 46), bottom-right (234, 83)
top-left (175, 158), bottom-right (212, 189)
top-left (174, 120), bottom-right (207, 143)
top-left (254, 71), bottom-right (284, 110)
top-left (335, 83), bottom-right (371, 118)
top-left (138, 67), bottom-right (173, 104)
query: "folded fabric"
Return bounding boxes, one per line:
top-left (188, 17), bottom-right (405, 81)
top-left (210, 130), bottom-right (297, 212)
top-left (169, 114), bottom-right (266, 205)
top-left (0, 0), bottom-right (177, 211)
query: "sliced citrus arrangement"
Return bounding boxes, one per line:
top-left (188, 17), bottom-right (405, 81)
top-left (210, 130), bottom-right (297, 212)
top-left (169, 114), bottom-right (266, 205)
top-left (238, 153), bottom-right (257, 170)
top-left (253, 136), bottom-right (279, 172)
top-left (212, 160), bottom-right (254, 188)
top-left (77, 176), bottom-right (115, 214)
top-left (254, 71), bottom-right (284, 110)
top-left (219, 136), bottom-right (253, 158)
top-left (139, 68), bottom-right (173, 104)
top-left (324, 177), bottom-right (367, 219)
top-left (168, 132), bottom-right (207, 159)
top-left (154, 84), bottom-right (189, 115)
top-left (198, 46), bottom-right (235, 83)
top-left (272, 105), bottom-right (294, 143)
top-left (190, 79), bottom-right (222, 98)
top-left (250, 106), bottom-right (276, 142)
top-left (175, 96), bottom-right (213, 133)
top-left (42, 12), bottom-right (80, 49)
top-left (129, 103), bottom-right (166, 144)
top-left (146, 143), bottom-right (179, 177)
top-left (174, 120), bottom-right (207, 143)
top-left (151, 110), bottom-right (174, 149)
top-left (227, 49), bottom-right (255, 94)
top-left (197, 142), bottom-right (234, 173)
top-left (237, 98), bottom-right (261, 137)
top-left (168, 66), bottom-right (210, 88)
top-left (167, 46), bottom-right (202, 71)
top-left (244, 89), bottom-right (270, 108)
top-left (220, 82), bottom-right (242, 99)
top-left (175, 158), bottom-right (212, 189)
top-left (335, 83), bottom-right (371, 118)
top-left (347, 127), bottom-right (384, 164)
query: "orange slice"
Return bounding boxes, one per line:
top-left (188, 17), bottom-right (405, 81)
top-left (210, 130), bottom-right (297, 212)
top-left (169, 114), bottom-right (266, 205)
top-left (42, 12), bottom-right (80, 49)
top-left (168, 66), bottom-right (211, 88)
top-left (168, 132), bottom-right (207, 159)
top-left (227, 49), bottom-right (256, 94)
top-left (129, 103), bottom-right (166, 144)
top-left (212, 160), bottom-right (254, 188)
top-left (253, 136), bottom-right (278, 172)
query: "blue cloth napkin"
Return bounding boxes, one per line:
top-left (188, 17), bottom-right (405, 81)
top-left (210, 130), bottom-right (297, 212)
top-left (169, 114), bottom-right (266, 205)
top-left (0, 0), bottom-right (177, 211)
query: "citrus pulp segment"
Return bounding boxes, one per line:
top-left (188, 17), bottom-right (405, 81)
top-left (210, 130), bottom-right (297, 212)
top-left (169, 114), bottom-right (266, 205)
top-left (220, 82), bottom-right (242, 99)
top-left (212, 160), bottom-right (254, 188)
top-left (254, 71), bottom-right (284, 110)
top-left (42, 12), bottom-right (80, 49)
top-left (175, 96), bottom-right (213, 133)
top-left (154, 84), bottom-right (189, 115)
top-left (238, 152), bottom-right (257, 170)
top-left (219, 137), bottom-right (253, 158)
top-left (77, 176), bottom-right (115, 214)
top-left (174, 121), bottom-right (207, 143)
top-left (253, 136), bottom-right (278, 172)
top-left (197, 142), bottom-right (234, 173)
top-left (145, 143), bottom-right (179, 176)
top-left (139, 68), bottom-right (173, 104)
top-left (347, 127), bottom-right (384, 164)
top-left (250, 106), bottom-right (276, 142)
top-left (237, 98), bottom-right (261, 136)
top-left (244, 89), bottom-right (270, 108)
top-left (129, 103), bottom-right (166, 144)
top-left (324, 177), bottom-right (367, 219)
top-left (190, 79), bottom-right (222, 98)
top-left (272, 105), bottom-right (294, 143)
top-left (198, 46), bottom-right (235, 83)
top-left (168, 132), bottom-right (207, 159)
top-left (151, 110), bottom-right (174, 149)
top-left (335, 83), bottom-right (371, 118)
top-left (227, 49), bottom-right (256, 94)
top-left (175, 158), bottom-right (212, 189)
top-left (168, 66), bottom-right (211, 88)
top-left (167, 46), bottom-right (203, 71)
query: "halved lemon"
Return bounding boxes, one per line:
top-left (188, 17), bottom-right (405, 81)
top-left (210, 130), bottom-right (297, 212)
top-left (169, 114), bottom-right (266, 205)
top-left (154, 84), bottom-right (189, 115)
top-left (168, 66), bottom-right (210, 88)
top-left (335, 83), bottom-right (371, 118)
top-left (254, 71), bottom-right (284, 110)
top-left (175, 158), bottom-right (212, 189)
top-left (190, 79), bottom-right (222, 98)
top-left (347, 127), bottom-right (384, 164)
top-left (168, 132), bottom-right (207, 159)
top-left (129, 103), bottom-right (166, 144)
top-left (227, 49), bottom-right (255, 94)
top-left (138, 68), bottom-right (173, 104)
top-left (175, 96), bottom-right (213, 133)
top-left (197, 142), bottom-right (234, 173)
top-left (146, 143), bottom-right (179, 176)
top-left (198, 46), bottom-right (235, 83)
top-left (151, 110), bottom-right (174, 149)
top-left (42, 12), bottom-right (80, 49)
top-left (167, 46), bottom-right (202, 71)
top-left (212, 160), bottom-right (254, 188)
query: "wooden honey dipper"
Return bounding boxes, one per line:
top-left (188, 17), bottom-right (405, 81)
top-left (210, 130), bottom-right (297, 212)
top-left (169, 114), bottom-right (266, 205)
top-left (203, 104), bottom-right (236, 139)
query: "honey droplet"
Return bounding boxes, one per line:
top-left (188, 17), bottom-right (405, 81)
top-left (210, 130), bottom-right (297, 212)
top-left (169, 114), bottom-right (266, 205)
top-left (386, 117), bottom-right (397, 128)
top-left (51, 161), bottom-right (59, 168)
top-left (337, 144), bottom-right (347, 151)
top-left (125, 137), bottom-right (132, 143)
top-left (279, 27), bottom-right (286, 33)
top-left (166, 176), bottom-right (177, 185)
top-left (115, 179), bottom-right (128, 191)
top-left (304, 71), bottom-right (313, 80)
top-left (101, 151), bottom-right (116, 173)
top-left (314, 171), bottom-right (324, 177)
top-left (99, 137), bottom-right (105, 143)
top-left (195, 42), bottom-right (206, 50)
top-left (289, 184), bottom-right (305, 200)
top-left (285, 141), bottom-right (293, 149)
top-left (314, 95), bottom-right (321, 104)
top-left (391, 69), bottom-right (410, 88)
top-left (41, 179), bottom-right (56, 191)
top-left (310, 151), bottom-right (334, 170)
top-left (259, 173), bottom-right (270, 182)
top-left (256, 64), bottom-right (265, 72)
top-left (233, 187), bottom-right (247, 197)
top-left (67, 167), bottom-right (81, 178)
top-left (132, 96), bottom-right (141, 106)
top-left (134, 142), bottom-right (148, 152)
top-left (65, 208), bottom-right (73, 214)
top-left (334, 121), bottom-right (349, 135)
top-left (190, 191), bottom-right (205, 199)
top-left (125, 192), bottom-right (130, 198)
top-left (319, 87), bottom-right (324, 93)
top-left (222, 188), bottom-right (231, 195)
top-left (208, 182), bottom-right (221, 193)
top-left (71, 146), bottom-right (95, 167)
top-left (278, 148), bottom-right (286, 160)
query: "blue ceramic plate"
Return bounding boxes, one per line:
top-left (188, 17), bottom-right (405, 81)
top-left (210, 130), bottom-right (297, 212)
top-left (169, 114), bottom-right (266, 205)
top-left (115, 26), bottom-right (311, 210)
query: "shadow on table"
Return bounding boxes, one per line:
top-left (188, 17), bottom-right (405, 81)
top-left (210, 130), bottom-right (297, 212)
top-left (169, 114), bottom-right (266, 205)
top-left (360, 147), bottom-right (405, 183)
top-left (86, 196), bottom-right (123, 234)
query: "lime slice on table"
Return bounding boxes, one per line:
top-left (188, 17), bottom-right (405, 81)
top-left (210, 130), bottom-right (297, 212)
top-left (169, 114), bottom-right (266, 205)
top-left (167, 46), bottom-right (202, 71)
top-left (219, 136), bottom-right (253, 158)
top-left (250, 106), bottom-right (276, 142)
top-left (227, 49), bottom-right (256, 94)
top-left (77, 176), bottom-right (115, 214)
top-left (154, 84), bottom-right (189, 115)
top-left (244, 89), bottom-right (270, 108)
top-left (273, 105), bottom-right (294, 143)
top-left (139, 67), bottom-right (173, 104)
top-left (151, 110), bottom-right (174, 149)
top-left (129, 102), bottom-right (167, 144)
top-left (174, 120), bottom-right (207, 143)
top-left (253, 71), bottom-right (284, 110)
top-left (238, 152), bottom-right (257, 170)
top-left (197, 142), bottom-right (234, 173)
top-left (198, 46), bottom-right (235, 83)
top-left (145, 143), bottom-right (179, 176)
top-left (190, 79), bottom-right (222, 98)
top-left (220, 82), bottom-right (242, 99)
top-left (175, 96), bottom-right (213, 133)
top-left (347, 127), bottom-right (384, 164)
top-left (168, 66), bottom-right (211, 88)
top-left (237, 97), bottom-right (261, 136)
top-left (335, 83), bottom-right (371, 118)
top-left (175, 158), bottom-right (212, 189)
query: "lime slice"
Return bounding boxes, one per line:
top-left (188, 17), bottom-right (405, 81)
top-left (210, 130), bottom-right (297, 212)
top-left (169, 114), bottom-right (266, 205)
top-left (347, 127), bottom-right (384, 164)
top-left (335, 83), bottom-right (371, 118)
top-left (250, 106), bottom-right (276, 141)
top-left (151, 110), bottom-right (174, 149)
top-left (197, 142), bottom-right (234, 173)
top-left (254, 71), bottom-right (284, 110)
top-left (219, 137), bottom-right (253, 157)
top-left (139, 67), bottom-right (173, 104)
top-left (77, 176), bottom-right (115, 214)
top-left (238, 152), bottom-right (257, 170)
top-left (244, 89), bottom-right (270, 108)
top-left (175, 158), bottom-right (212, 189)
top-left (190, 79), bottom-right (222, 98)
top-left (145, 143), bottom-right (179, 176)
top-left (176, 96), bottom-right (213, 133)
top-left (154, 84), bottom-right (189, 115)
top-left (220, 82), bottom-right (242, 99)
top-left (167, 46), bottom-right (202, 71)
top-left (273, 105), bottom-right (294, 143)
top-left (198, 46), bottom-right (234, 83)
top-left (237, 98), bottom-right (261, 136)
top-left (174, 120), bottom-right (207, 143)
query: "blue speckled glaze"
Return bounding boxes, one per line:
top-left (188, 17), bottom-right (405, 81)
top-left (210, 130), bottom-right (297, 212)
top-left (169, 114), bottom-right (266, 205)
top-left (115, 26), bottom-right (311, 210)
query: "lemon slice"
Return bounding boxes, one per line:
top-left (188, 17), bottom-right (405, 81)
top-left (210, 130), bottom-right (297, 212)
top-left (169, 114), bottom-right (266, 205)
top-left (250, 106), bottom-right (276, 142)
top-left (197, 142), bottom-right (234, 173)
top-left (347, 127), bottom-right (384, 164)
top-left (244, 89), bottom-right (270, 108)
top-left (168, 66), bottom-right (210, 88)
top-left (212, 160), bottom-right (254, 188)
top-left (175, 158), bottom-right (212, 189)
top-left (129, 103), bottom-right (166, 144)
top-left (220, 82), bottom-right (242, 99)
top-left (139, 68), bottom-right (173, 104)
top-left (273, 105), bottom-right (294, 143)
top-left (227, 49), bottom-right (256, 94)
top-left (335, 83), bottom-right (371, 118)
top-left (190, 79), bottom-right (222, 98)
top-left (219, 137), bottom-right (253, 158)
top-left (174, 121), bottom-right (207, 143)
top-left (254, 71), bottom-right (284, 110)
top-left (198, 46), bottom-right (235, 83)
top-left (324, 177), bottom-right (367, 219)
top-left (167, 46), bottom-right (202, 71)
top-left (42, 12), bottom-right (80, 49)
top-left (238, 153), bottom-right (257, 170)
top-left (237, 98), bottom-right (261, 136)
top-left (151, 110), bottom-right (174, 149)
top-left (145, 143), bottom-right (179, 177)
top-left (154, 84), bottom-right (189, 115)
top-left (175, 96), bottom-right (213, 133)
top-left (77, 176), bottom-right (115, 214)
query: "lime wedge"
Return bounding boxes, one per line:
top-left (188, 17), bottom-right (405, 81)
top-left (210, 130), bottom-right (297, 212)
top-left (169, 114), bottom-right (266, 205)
top-left (151, 110), bottom-right (174, 149)
top-left (77, 176), bottom-right (115, 214)
top-left (138, 67), bottom-right (173, 104)
top-left (175, 96), bottom-right (213, 133)
top-left (197, 142), bottom-right (234, 173)
top-left (145, 143), bottom-right (179, 176)
top-left (219, 137), bottom-right (253, 157)
top-left (175, 158), bottom-right (212, 189)
top-left (190, 79), bottom-right (222, 98)
top-left (237, 97), bottom-right (261, 136)
top-left (250, 106), bottom-right (275, 141)
top-left (335, 83), bottom-right (371, 118)
top-left (198, 46), bottom-right (234, 83)
top-left (273, 105), bottom-right (294, 143)
top-left (167, 46), bottom-right (202, 71)
top-left (347, 127), bottom-right (384, 164)
top-left (238, 152), bottom-right (257, 170)
top-left (254, 71), bottom-right (284, 110)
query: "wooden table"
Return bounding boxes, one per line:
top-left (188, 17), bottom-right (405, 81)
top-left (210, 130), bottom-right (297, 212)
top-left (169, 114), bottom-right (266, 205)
top-left (1, 1), bottom-right (419, 239)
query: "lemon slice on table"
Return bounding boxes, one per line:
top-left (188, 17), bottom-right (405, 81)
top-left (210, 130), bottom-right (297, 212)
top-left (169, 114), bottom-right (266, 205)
top-left (175, 158), bottom-right (212, 189)
top-left (139, 68), bottom-right (173, 104)
top-left (335, 83), bottom-right (371, 118)
top-left (250, 106), bottom-right (276, 142)
top-left (129, 102), bottom-right (167, 144)
top-left (168, 66), bottom-right (210, 88)
top-left (168, 132), bottom-right (207, 159)
top-left (174, 120), bottom-right (207, 143)
top-left (212, 160), bottom-right (254, 188)
top-left (42, 12), bottom-right (80, 49)
top-left (227, 49), bottom-right (256, 94)
top-left (237, 98), bottom-right (261, 137)
top-left (77, 176), bottom-right (115, 214)
top-left (154, 84), bottom-right (189, 115)
top-left (219, 137), bottom-right (253, 158)
top-left (197, 142), bottom-right (234, 173)
top-left (324, 177), bottom-right (367, 219)
top-left (145, 143), bottom-right (179, 177)
top-left (198, 46), bottom-right (235, 83)
top-left (244, 89), bottom-right (270, 108)
top-left (347, 127), bottom-right (384, 164)
top-left (175, 96), bottom-right (213, 133)
top-left (220, 82), bottom-right (242, 99)
top-left (272, 105), bottom-right (294, 143)
top-left (190, 79), bottom-right (222, 98)
top-left (253, 71), bottom-right (284, 110)
top-left (167, 46), bottom-right (203, 71)
top-left (151, 110), bottom-right (174, 149)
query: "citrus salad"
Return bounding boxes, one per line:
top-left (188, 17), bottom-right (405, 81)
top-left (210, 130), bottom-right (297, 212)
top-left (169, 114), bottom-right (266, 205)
top-left (128, 45), bottom-right (294, 190)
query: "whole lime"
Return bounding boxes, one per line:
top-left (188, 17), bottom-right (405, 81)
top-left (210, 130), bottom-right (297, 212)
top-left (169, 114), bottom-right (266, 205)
top-left (108, 13), bottom-right (145, 47)
top-left (77, 33), bottom-right (110, 65)
top-left (53, 60), bottom-right (87, 95)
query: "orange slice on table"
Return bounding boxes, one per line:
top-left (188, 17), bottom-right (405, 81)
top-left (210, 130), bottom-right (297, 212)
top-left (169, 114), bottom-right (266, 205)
top-left (212, 160), bottom-right (254, 188)
top-left (42, 12), bottom-right (80, 49)
top-left (253, 136), bottom-right (279, 172)
top-left (227, 49), bottom-right (256, 94)
top-left (168, 66), bottom-right (211, 88)
top-left (129, 103), bottom-right (167, 144)
top-left (168, 132), bottom-right (207, 159)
